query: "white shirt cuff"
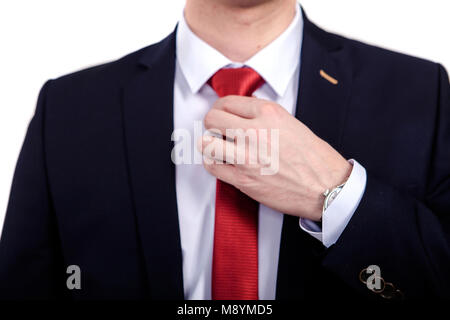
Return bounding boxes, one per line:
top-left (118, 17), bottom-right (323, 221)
top-left (299, 159), bottom-right (367, 248)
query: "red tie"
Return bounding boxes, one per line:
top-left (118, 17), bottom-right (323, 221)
top-left (208, 67), bottom-right (264, 300)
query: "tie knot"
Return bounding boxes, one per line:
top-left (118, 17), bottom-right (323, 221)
top-left (208, 67), bottom-right (265, 97)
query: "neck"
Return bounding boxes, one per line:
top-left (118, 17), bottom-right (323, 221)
top-left (184, 0), bottom-right (297, 62)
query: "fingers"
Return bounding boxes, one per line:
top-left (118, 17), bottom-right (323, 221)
top-left (198, 135), bottom-right (238, 164)
top-left (204, 108), bottom-right (249, 136)
top-left (212, 95), bottom-right (264, 119)
top-left (196, 136), bottom-right (240, 185)
top-left (203, 161), bottom-right (239, 186)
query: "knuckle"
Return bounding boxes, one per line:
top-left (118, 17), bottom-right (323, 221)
top-left (203, 110), bottom-right (216, 128)
top-left (259, 102), bottom-right (279, 116)
top-left (221, 95), bottom-right (233, 103)
top-left (213, 97), bottom-right (224, 109)
top-left (220, 96), bottom-right (235, 111)
top-left (203, 161), bottom-right (217, 174)
top-left (235, 171), bottom-right (254, 189)
top-left (251, 104), bottom-right (260, 117)
top-left (218, 95), bottom-right (232, 106)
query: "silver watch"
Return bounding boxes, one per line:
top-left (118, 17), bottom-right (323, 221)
top-left (322, 182), bottom-right (346, 213)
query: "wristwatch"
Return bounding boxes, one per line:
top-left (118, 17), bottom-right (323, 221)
top-left (322, 181), bottom-right (346, 213)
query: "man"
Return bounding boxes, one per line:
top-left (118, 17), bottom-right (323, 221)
top-left (0, 0), bottom-right (449, 300)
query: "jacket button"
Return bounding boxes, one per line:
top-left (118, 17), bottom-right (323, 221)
top-left (380, 282), bottom-right (404, 300)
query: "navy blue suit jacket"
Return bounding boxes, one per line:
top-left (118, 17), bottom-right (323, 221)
top-left (1, 13), bottom-right (449, 300)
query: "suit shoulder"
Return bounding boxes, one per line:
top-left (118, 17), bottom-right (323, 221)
top-left (312, 25), bottom-right (443, 100)
top-left (44, 34), bottom-right (170, 99)
top-left (38, 36), bottom-right (171, 124)
top-left (305, 20), bottom-right (445, 112)
top-left (327, 28), bottom-right (440, 79)
top-left (47, 45), bottom-right (147, 92)
top-left (352, 38), bottom-right (436, 70)
top-left (307, 18), bottom-right (440, 77)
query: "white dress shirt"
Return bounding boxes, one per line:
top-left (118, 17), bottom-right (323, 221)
top-left (173, 4), bottom-right (367, 300)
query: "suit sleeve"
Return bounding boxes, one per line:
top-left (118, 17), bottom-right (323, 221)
top-left (321, 64), bottom-right (450, 299)
top-left (0, 81), bottom-right (66, 299)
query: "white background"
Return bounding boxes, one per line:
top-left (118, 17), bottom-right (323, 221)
top-left (0, 0), bottom-right (449, 231)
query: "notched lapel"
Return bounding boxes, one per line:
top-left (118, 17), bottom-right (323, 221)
top-left (295, 17), bottom-right (353, 152)
top-left (121, 30), bottom-right (184, 299)
top-left (276, 13), bottom-right (354, 299)
top-left (120, 12), bottom-right (355, 300)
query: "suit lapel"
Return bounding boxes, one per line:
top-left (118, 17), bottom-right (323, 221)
top-left (121, 10), bottom-right (353, 300)
top-left (122, 30), bottom-right (184, 299)
top-left (276, 12), bottom-right (353, 299)
top-left (295, 14), bottom-right (353, 150)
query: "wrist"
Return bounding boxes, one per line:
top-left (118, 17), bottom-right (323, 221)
top-left (323, 181), bottom-right (346, 212)
top-left (315, 160), bottom-right (353, 221)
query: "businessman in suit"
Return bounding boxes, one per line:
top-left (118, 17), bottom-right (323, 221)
top-left (1, 0), bottom-right (449, 300)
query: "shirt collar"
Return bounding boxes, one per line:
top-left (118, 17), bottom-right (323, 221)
top-left (176, 4), bottom-right (303, 97)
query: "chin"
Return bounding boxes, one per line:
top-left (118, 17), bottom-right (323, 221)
top-left (214, 0), bottom-right (280, 9)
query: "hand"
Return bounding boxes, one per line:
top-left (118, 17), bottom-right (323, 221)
top-left (198, 95), bottom-right (352, 221)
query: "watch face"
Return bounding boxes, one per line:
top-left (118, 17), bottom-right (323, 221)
top-left (329, 191), bottom-right (339, 203)
top-left (323, 186), bottom-right (344, 211)
top-left (326, 188), bottom-right (342, 208)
